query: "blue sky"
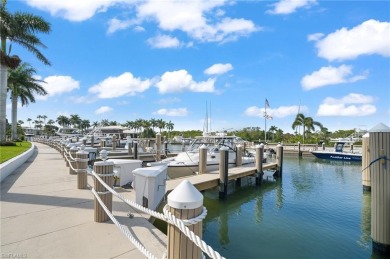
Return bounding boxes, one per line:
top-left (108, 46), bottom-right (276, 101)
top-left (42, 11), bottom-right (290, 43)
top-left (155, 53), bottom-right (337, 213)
top-left (7, 0), bottom-right (390, 133)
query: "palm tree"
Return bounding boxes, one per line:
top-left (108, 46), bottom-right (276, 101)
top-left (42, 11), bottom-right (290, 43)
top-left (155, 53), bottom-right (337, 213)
top-left (56, 115), bottom-right (69, 128)
top-left (268, 125), bottom-right (278, 142)
top-left (156, 119), bottom-right (166, 133)
top-left (292, 113), bottom-right (323, 143)
top-left (69, 114), bottom-right (81, 129)
top-left (27, 117), bottom-right (31, 128)
top-left (166, 120), bottom-right (174, 139)
top-left (0, 0), bottom-right (51, 141)
top-left (7, 62), bottom-right (47, 139)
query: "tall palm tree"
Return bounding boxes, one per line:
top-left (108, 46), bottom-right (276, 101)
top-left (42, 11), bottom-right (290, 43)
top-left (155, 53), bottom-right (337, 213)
top-left (27, 117), bottom-right (31, 128)
top-left (56, 115), bottom-right (69, 128)
top-left (7, 62), bottom-right (47, 139)
top-left (69, 114), bottom-right (81, 129)
top-left (0, 0), bottom-right (51, 141)
top-left (292, 113), bottom-right (323, 143)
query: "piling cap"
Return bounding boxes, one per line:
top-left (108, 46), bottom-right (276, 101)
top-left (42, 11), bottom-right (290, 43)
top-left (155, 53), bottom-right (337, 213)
top-left (369, 123), bottom-right (390, 133)
top-left (168, 180), bottom-right (203, 209)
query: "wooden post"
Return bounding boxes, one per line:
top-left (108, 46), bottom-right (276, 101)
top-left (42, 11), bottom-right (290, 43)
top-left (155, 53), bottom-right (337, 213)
top-left (167, 180), bottom-right (203, 259)
top-left (112, 135), bottom-right (117, 150)
top-left (69, 146), bottom-right (78, 175)
top-left (76, 145), bottom-right (89, 189)
top-left (276, 143), bottom-right (283, 177)
top-left (127, 137), bottom-right (133, 156)
top-left (156, 133), bottom-right (161, 161)
top-left (322, 143), bottom-right (325, 150)
top-left (91, 136), bottom-right (95, 148)
top-left (369, 123), bottom-right (390, 255)
top-left (164, 141), bottom-right (169, 157)
top-left (198, 144), bottom-right (207, 175)
top-left (255, 144), bottom-right (264, 185)
top-left (298, 142), bottom-right (302, 158)
top-left (236, 144), bottom-right (242, 166)
top-left (362, 133), bottom-right (371, 191)
top-left (134, 141), bottom-right (138, 159)
top-left (219, 146), bottom-right (229, 199)
top-left (93, 153), bottom-right (114, 223)
top-left (101, 139), bottom-right (105, 148)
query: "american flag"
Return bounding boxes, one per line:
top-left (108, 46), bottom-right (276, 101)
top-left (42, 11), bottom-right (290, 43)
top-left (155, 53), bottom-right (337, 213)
top-left (265, 98), bottom-right (270, 108)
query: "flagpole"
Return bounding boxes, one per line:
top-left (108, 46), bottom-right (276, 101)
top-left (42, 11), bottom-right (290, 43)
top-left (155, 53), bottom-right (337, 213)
top-left (264, 98), bottom-right (267, 143)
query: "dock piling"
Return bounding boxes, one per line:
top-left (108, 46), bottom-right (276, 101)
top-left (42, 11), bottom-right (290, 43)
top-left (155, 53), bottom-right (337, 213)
top-left (93, 151), bottom-right (114, 223)
top-left (156, 133), bottom-right (161, 161)
top-left (276, 143), bottom-right (283, 177)
top-left (76, 145), bottom-right (89, 189)
top-left (362, 133), bottom-right (371, 191)
top-left (198, 145), bottom-right (207, 175)
top-left (219, 146), bottom-right (229, 199)
top-left (369, 123), bottom-right (390, 255)
top-left (255, 144), bottom-right (264, 185)
top-left (69, 146), bottom-right (78, 175)
top-left (167, 180), bottom-right (203, 259)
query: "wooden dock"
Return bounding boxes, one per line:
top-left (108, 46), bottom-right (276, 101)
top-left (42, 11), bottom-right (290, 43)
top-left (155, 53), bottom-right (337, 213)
top-left (166, 162), bottom-right (278, 193)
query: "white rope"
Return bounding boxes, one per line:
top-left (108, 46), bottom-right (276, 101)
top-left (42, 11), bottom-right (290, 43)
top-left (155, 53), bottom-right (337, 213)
top-left (91, 188), bottom-right (160, 259)
top-left (90, 169), bottom-right (225, 259)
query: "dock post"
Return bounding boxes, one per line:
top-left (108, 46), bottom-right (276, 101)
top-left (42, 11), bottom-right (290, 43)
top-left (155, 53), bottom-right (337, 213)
top-left (166, 180), bottom-right (203, 259)
top-left (82, 138), bottom-right (87, 146)
top-left (276, 143), bottom-right (283, 177)
top-left (369, 123), bottom-right (390, 255)
top-left (76, 145), bottom-right (89, 189)
top-left (298, 142), bottom-right (302, 158)
top-left (133, 141), bottom-right (138, 159)
top-left (198, 144), bottom-right (207, 175)
top-left (236, 144), bottom-right (243, 166)
top-left (362, 133), bottom-right (371, 191)
top-left (100, 139), bottom-right (105, 148)
top-left (350, 143), bottom-right (354, 153)
top-left (322, 143), bottom-right (325, 150)
top-left (91, 136), bottom-right (94, 148)
top-left (219, 146), bottom-right (229, 199)
top-left (112, 135), bottom-right (117, 150)
top-left (69, 145), bottom-right (78, 174)
top-left (156, 133), bottom-right (161, 161)
top-left (255, 144), bottom-right (264, 185)
top-left (93, 150), bottom-right (114, 222)
top-left (164, 141), bottom-right (169, 157)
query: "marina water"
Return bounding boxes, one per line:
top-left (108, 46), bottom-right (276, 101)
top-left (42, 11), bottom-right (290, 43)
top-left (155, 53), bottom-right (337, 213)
top-left (200, 157), bottom-right (385, 259)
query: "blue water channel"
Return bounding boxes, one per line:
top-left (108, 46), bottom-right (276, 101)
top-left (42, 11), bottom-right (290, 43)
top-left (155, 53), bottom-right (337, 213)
top-left (200, 157), bottom-right (384, 259)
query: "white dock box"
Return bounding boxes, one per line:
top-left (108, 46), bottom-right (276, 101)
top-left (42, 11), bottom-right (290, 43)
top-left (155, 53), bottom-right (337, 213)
top-left (132, 165), bottom-right (167, 210)
top-left (107, 159), bottom-right (143, 186)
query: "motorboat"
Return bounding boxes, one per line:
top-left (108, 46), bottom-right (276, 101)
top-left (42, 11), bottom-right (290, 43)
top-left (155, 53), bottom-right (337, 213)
top-left (147, 133), bottom-right (256, 179)
top-left (55, 127), bottom-right (83, 137)
top-left (310, 141), bottom-right (362, 162)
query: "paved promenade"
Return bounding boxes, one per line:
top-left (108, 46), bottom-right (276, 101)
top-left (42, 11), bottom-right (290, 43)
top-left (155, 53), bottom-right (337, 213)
top-left (1, 142), bottom-right (167, 258)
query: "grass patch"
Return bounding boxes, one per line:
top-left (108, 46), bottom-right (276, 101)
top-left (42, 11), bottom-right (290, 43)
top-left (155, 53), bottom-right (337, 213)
top-left (0, 142), bottom-right (32, 164)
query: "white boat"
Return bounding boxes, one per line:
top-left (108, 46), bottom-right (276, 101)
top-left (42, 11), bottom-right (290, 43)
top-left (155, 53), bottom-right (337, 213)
top-left (310, 140), bottom-right (362, 162)
top-left (148, 132), bottom-right (256, 179)
top-left (55, 127), bottom-right (83, 137)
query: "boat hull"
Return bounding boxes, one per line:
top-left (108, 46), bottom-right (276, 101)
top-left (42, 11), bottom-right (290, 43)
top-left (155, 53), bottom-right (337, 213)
top-left (311, 151), bottom-right (362, 162)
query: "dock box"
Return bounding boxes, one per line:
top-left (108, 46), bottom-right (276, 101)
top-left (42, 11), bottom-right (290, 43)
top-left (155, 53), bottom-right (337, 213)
top-left (107, 159), bottom-right (143, 186)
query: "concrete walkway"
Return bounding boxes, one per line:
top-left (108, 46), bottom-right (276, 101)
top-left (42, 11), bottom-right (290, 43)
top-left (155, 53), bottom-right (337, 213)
top-left (1, 142), bottom-right (167, 258)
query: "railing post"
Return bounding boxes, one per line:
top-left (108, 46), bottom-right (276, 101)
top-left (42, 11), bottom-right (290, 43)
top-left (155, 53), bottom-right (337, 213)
top-left (112, 135), bottom-right (117, 150)
top-left (133, 141), bottom-right (138, 159)
top-left (256, 144), bottom-right (264, 185)
top-left (369, 123), bottom-right (390, 255)
top-left (276, 143), bottom-right (283, 177)
top-left (236, 144), bottom-right (242, 166)
top-left (362, 133), bottom-right (371, 191)
top-left (167, 180), bottom-right (203, 259)
top-left (198, 144), bottom-right (207, 175)
top-left (76, 145), bottom-right (89, 189)
top-left (219, 146), bottom-right (229, 199)
top-left (93, 150), bottom-right (114, 222)
top-left (69, 146), bottom-right (78, 175)
top-left (156, 133), bottom-right (161, 161)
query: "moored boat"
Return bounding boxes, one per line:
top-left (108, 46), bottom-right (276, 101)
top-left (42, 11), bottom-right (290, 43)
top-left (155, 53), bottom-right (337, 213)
top-left (310, 141), bottom-right (362, 161)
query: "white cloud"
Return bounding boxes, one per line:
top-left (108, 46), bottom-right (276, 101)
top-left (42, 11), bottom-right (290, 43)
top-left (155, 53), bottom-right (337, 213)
top-left (267, 0), bottom-right (317, 15)
top-left (204, 63), bottom-right (233, 75)
top-left (312, 19), bottom-right (390, 61)
top-left (301, 65), bottom-right (368, 90)
top-left (95, 106), bottom-right (113, 115)
top-left (153, 108), bottom-right (188, 116)
top-left (155, 70), bottom-right (215, 93)
top-left (107, 18), bottom-right (135, 34)
top-left (37, 75), bottom-right (80, 100)
top-left (317, 93), bottom-right (376, 116)
top-left (245, 105), bottom-right (308, 118)
top-left (156, 97), bottom-right (181, 105)
top-left (25, 0), bottom-right (120, 22)
top-left (147, 34), bottom-right (181, 48)
top-left (89, 72), bottom-right (151, 98)
top-left (137, 0), bottom-right (259, 43)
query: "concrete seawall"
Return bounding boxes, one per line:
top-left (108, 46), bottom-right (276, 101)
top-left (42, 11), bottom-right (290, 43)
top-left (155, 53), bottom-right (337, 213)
top-left (0, 143), bottom-right (35, 183)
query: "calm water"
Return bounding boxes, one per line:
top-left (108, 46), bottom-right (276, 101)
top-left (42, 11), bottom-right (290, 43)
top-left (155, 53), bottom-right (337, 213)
top-left (200, 157), bottom-right (383, 259)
